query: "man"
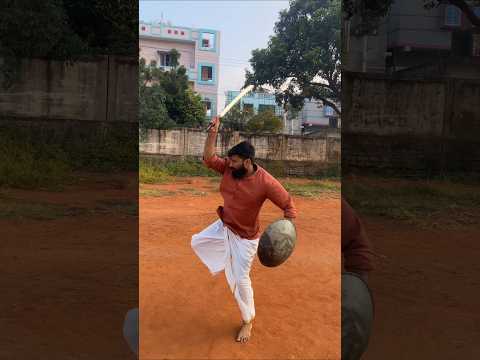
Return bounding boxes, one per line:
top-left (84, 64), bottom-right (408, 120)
top-left (191, 116), bottom-right (297, 343)
top-left (341, 198), bottom-right (375, 359)
top-left (341, 198), bottom-right (375, 281)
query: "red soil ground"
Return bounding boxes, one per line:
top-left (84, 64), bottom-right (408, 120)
top-left (362, 216), bottom-right (480, 359)
top-left (1, 174), bottom-right (138, 359)
top-left (140, 177), bottom-right (341, 360)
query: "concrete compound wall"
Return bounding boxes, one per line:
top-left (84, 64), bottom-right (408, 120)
top-left (140, 128), bottom-right (340, 177)
top-left (342, 72), bottom-right (480, 175)
top-left (0, 56), bottom-right (137, 123)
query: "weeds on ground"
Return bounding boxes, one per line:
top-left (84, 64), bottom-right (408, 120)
top-left (0, 195), bottom-right (137, 220)
top-left (283, 181), bottom-right (341, 197)
top-left (0, 131), bottom-right (72, 190)
top-left (343, 176), bottom-right (480, 228)
top-left (139, 160), bottom-right (170, 184)
top-left (139, 158), bottom-right (216, 184)
top-left (160, 158), bottom-right (217, 177)
top-left (0, 125), bottom-right (137, 190)
top-left (139, 188), bottom-right (207, 197)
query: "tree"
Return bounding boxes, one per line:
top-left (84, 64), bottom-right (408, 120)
top-left (246, 0), bottom-right (341, 116)
top-left (175, 89), bottom-right (208, 128)
top-left (139, 56), bottom-right (207, 132)
top-left (246, 110), bottom-right (283, 134)
top-left (0, 0), bottom-right (137, 88)
top-left (221, 104), bottom-right (254, 132)
top-left (139, 58), bottom-right (174, 134)
top-left (344, 0), bottom-right (480, 37)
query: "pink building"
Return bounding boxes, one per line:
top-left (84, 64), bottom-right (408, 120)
top-left (139, 21), bottom-right (220, 118)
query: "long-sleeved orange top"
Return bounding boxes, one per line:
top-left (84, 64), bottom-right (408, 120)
top-left (341, 198), bottom-right (375, 274)
top-left (204, 154), bottom-right (297, 240)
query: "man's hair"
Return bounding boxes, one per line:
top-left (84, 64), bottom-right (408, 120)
top-left (227, 141), bottom-right (255, 162)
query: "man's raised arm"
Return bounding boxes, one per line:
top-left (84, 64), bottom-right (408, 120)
top-left (203, 116), bottom-right (227, 174)
top-left (203, 116), bottom-right (220, 161)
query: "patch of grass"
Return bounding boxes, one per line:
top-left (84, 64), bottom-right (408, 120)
top-left (343, 177), bottom-right (480, 228)
top-left (139, 188), bottom-right (208, 197)
top-left (0, 123), bottom-right (138, 190)
top-left (0, 131), bottom-right (72, 190)
top-left (139, 189), bottom-right (177, 197)
top-left (0, 195), bottom-right (137, 220)
top-left (94, 199), bottom-right (138, 216)
top-left (0, 201), bottom-right (68, 220)
top-left (160, 158), bottom-right (218, 177)
top-left (139, 158), bottom-right (217, 183)
top-left (139, 161), bottom-right (170, 184)
top-left (68, 127), bottom-right (138, 172)
top-left (283, 181), bottom-right (341, 197)
top-left (178, 188), bottom-right (208, 196)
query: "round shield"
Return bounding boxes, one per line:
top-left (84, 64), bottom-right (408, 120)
top-left (123, 308), bottom-right (139, 357)
top-left (341, 272), bottom-right (374, 360)
top-left (258, 219), bottom-right (296, 267)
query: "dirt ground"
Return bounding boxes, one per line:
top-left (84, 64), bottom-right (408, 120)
top-left (140, 177), bottom-right (341, 360)
top-left (0, 173), bottom-right (138, 359)
top-left (362, 216), bottom-right (480, 359)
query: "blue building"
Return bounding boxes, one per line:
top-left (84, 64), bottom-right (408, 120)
top-left (225, 90), bottom-right (339, 134)
top-left (225, 90), bottom-right (283, 116)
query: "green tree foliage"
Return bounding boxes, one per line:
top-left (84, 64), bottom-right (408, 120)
top-left (139, 56), bottom-right (207, 133)
top-left (246, 0), bottom-right (341, 115)
top-left (0, 0), bottom-right (137, 87)
top-left (221, 104), bottom-right (254, 132)
top-left (246, 110), bottom-right (283, 134)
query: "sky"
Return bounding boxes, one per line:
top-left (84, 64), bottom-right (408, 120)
top-left (139, 0), bottom-right (290, 110)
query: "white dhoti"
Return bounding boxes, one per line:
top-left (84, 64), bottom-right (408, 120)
top-left (191, 219), bottom-right (259, 323)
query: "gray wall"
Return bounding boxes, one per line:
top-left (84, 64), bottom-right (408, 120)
top-left (0, 56), bottom-right (137, 122)
top-left (342, 72), bottom-right (480, 175)
top-left (140, 128), bottom-right (340, 177)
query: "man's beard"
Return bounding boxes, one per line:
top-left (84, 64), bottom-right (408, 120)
top-left (231, 165), bottom-right (247, 179)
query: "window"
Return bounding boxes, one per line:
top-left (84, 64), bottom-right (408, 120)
top-left (141, 26), bottom-right (146, 31)
top-left (243, 104), bottom-right (254, 114)
top-left (474, 7), bottom-right (480, 18)
top-left (181, 31), bottom-right (185, 35)
top-left (324, 106), bottom-right (335, 117)
top-left (204, 100), bottom-right (212, 117)
top-left (258, 104), bottom-right (275, 113)
top-left (201, 33), bottom-right (215, 49)
top-left (329, 117), bottom-right (338, 128)
top-left (445, 5), bottom-right (462, 27)
top-left (158, 52), bottom-right (171, 67)
top-left (201, 66), bottom-right (213, 81)
top-left (167, 29), bottom-right (171, 34)
top-left (174, 30), bottom-right (178, 35)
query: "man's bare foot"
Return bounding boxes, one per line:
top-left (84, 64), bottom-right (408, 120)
top-left (236, 321), bottom-right (253, 343)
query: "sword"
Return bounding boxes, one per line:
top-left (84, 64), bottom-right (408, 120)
top-left (206, 85), bottom-right (255, 131)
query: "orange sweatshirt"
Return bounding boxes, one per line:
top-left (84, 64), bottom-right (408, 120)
top-left (204, 155), bottom-right (297, 239)
top-left (341, 198), bottom-right (375, 274)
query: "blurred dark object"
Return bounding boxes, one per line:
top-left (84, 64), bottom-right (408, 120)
top-left (342, 272), bottom-right (375, 360)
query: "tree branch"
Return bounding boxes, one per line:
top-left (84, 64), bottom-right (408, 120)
top-left (449, 0), bottom-right (480, 27)
top-left (308, 81), bottom-right (340, 97)
top-left (318, 96), bottom-right (341, 116)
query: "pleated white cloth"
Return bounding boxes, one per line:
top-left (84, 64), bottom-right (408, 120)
top-left (191, 219), bottom-right (259, 323)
